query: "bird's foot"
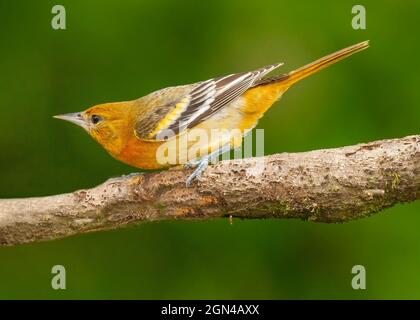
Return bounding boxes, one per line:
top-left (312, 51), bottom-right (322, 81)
top-left (186, 160), bottom-right (209, 186)
top-left (184, 144), bottom-right (233, 186)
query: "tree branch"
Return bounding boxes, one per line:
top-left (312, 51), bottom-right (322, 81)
top-left (0, 135), bottom-right (419, 246)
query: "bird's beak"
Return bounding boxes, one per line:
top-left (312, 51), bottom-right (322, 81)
top-left (54, 112), bottom-right (88, 130)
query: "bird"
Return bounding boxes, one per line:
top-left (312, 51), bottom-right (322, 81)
top-left (55, 40), bottom-right (369, 185)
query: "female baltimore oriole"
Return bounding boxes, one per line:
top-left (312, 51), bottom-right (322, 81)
top-left (55, 41), bottom-right (369, 184)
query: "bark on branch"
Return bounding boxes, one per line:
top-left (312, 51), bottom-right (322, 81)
top-left (0, 135), bottom-right (419, 246)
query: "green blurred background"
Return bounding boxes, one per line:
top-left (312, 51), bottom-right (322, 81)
top-left (0, 0), bottom-right (419, 299)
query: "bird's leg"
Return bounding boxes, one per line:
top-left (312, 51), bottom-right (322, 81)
top-left (186, 160), bottom-right (209, 186)
top-left (185, 144), bottom-right (233, 186)
top-left (183, 158), bottom-right (202, 169)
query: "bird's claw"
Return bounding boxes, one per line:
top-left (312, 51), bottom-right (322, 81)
top-left (122, 172), bottom-right (142, 178)
top-left (186, 160), bottom-right (208, 186)
top-left (106, 172), bottom-right (142, 184)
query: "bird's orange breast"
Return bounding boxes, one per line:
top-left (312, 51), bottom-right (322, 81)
top-left (117, 134), bottom-right (167, 169)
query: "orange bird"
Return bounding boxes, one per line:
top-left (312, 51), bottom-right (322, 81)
top-left (55, 41), bottom-right (369, 185)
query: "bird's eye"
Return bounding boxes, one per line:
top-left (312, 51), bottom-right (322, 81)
top-left (91, 115), bottom-right (102, 124)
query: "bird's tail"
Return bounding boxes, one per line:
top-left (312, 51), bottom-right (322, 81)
top-left (241, 41), bottom-right (369, 117)
top-left (256, 40), bottom-right (369, 89)
top-left (286, 40), bottom-right (369, 87)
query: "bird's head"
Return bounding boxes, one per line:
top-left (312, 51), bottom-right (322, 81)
top-left (54, 101), bottom-right (135, 156)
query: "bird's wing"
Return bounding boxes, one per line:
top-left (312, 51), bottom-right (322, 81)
top-left (134, 63), bottom-right (282, 141)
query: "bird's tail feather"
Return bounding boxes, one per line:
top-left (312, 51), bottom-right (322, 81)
top-left (283, 40), bottom-right (369, 87)
top-left (256, 40), bottom-right (369, 89)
